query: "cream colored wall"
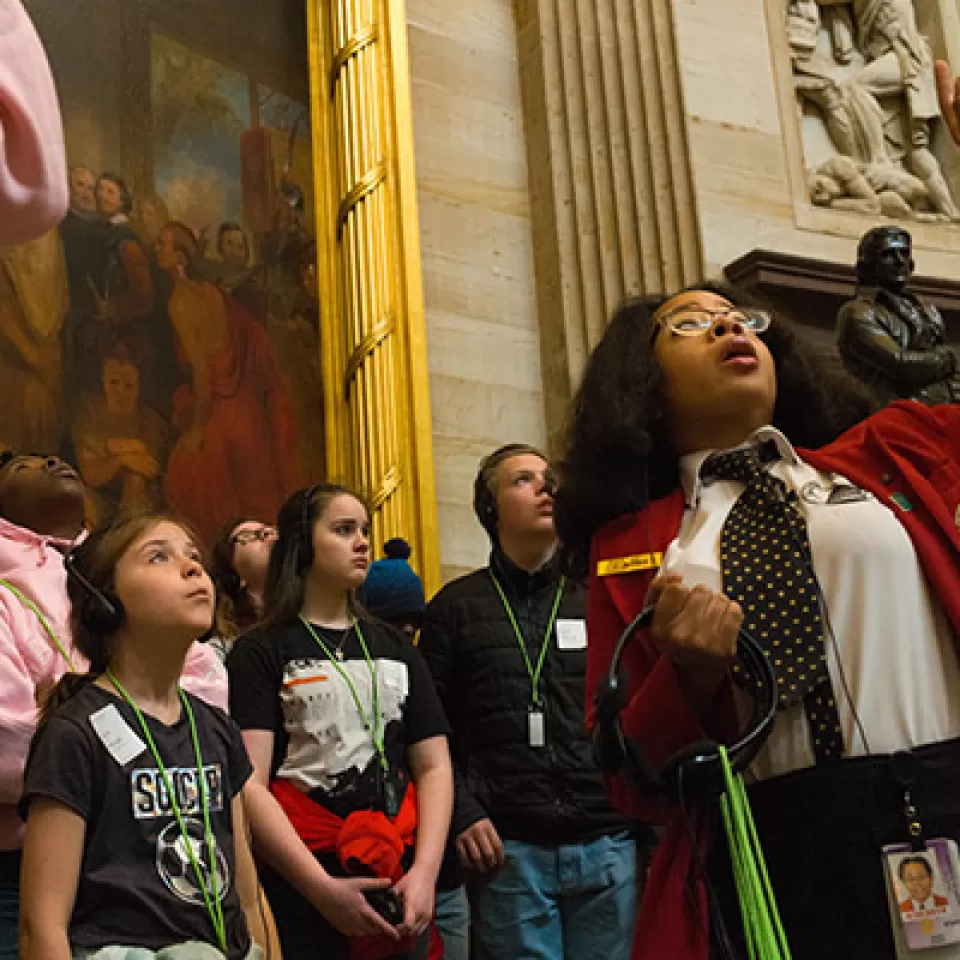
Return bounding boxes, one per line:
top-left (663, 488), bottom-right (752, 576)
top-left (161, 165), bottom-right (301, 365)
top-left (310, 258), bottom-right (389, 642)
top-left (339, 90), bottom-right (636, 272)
top-left (405, 1), bottom-right (547, 581)
top-left (672, 0), bottom-right (960, 282)
top-left (404, 0), bottom-right (960, 582)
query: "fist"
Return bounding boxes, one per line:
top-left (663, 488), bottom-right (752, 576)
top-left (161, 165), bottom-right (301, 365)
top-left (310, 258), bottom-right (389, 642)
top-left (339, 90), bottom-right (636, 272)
top-left (456, 818), bottom-right (505, 874)
top-left (646, 575), bottom-right (742, 685)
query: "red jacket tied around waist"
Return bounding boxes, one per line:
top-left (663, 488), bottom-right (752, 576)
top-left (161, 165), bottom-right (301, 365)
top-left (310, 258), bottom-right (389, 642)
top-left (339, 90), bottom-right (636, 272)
top-left (270, 778), bottom-right (442, 960)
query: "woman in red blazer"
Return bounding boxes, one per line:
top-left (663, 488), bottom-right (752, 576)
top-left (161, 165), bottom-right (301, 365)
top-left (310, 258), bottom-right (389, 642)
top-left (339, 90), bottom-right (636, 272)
top-left (555, 281), bottom-right (960, 960)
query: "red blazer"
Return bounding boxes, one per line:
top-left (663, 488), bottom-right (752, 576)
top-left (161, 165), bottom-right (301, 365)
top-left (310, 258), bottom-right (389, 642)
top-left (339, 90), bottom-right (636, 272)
top-left (586, 401), bottom-right (960, 960)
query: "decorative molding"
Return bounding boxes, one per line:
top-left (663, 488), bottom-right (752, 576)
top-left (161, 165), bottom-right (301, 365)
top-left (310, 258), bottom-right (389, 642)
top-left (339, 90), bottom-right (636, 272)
top-left (369, 464), bottom-right (400, 512)
top-left (725, 247), bottom-right (960, 330)
top-left (336, 161), bottom-right (387, 237)
top-left (727, 248), bottom-right (960, 303)
top-left (343, 313), bottom-right (395, 399)
top-left (329, 23), bottom-right (379, 95)
top-left (516, 0), bottom-right (703, 451)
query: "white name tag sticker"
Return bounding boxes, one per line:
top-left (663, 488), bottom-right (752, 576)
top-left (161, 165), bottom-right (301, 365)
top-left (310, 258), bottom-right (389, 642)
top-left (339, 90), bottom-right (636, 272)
top-left (89, 704), bottom-right (146, 767)
top-left (556, 619), bottom-right (587, 650)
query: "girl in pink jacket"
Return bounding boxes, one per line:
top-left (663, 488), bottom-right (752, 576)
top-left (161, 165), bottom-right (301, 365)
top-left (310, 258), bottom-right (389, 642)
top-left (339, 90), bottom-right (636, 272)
top-left (0, 453), bottom-right (227, 958)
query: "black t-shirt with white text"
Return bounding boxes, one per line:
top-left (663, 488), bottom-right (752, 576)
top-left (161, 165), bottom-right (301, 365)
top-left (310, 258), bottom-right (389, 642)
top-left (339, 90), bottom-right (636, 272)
top-left (22, 684), bottom-right (253, 959)
top-left (227, 617), bottom-right (449, 819)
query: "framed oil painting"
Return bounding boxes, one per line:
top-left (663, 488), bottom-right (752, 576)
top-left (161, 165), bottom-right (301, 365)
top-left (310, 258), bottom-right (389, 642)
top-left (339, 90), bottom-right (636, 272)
top-left (5, 0), bottom-right (324, 546)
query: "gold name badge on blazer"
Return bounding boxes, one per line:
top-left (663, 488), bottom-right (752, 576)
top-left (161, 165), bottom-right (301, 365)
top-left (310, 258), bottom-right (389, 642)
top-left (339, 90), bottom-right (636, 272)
top-left (596, 553), bottom-right (663, 577)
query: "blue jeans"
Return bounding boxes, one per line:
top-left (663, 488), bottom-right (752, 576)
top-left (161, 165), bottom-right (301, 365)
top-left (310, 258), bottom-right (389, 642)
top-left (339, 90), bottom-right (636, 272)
top-left (434, 885), bottom-right (469, 960)
top-left (469, 832), bottom-right (637, 960)
top-left (0, 851), bottom-right (19, 960)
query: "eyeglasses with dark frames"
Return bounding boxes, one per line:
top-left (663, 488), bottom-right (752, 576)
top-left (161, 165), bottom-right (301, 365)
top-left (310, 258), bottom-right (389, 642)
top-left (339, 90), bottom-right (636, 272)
top-left (231, 526), bottom-right (278, 547)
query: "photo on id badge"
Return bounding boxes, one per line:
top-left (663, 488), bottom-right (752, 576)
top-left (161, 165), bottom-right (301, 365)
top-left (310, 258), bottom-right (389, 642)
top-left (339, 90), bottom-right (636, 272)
top-left (884, 840), bottom-right (960, 950)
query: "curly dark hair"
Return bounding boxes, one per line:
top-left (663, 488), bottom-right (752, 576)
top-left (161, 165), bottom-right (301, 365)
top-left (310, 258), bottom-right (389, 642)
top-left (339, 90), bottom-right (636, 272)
top-left (554, 281), bottom-right (879, 578)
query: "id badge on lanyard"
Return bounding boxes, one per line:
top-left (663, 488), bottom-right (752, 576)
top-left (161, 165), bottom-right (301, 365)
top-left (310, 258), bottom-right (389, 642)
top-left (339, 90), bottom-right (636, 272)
top-left (490, 571), bottom-right (565, 752)
top-left (528, 706), bottom-right (546, 748)
top-left (882, 755), bottom-right (960, 954)
top-left (883, 840), bottom-right (960, 953)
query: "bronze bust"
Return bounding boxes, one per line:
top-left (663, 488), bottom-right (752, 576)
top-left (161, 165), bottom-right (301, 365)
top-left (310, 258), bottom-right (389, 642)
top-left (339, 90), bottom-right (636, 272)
top-left (836, 226), bottom-right (956, 405)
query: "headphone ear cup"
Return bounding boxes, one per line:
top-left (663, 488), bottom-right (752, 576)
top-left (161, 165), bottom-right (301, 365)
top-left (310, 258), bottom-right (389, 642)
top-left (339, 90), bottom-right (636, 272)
top-left (659, 740), bottom-right (722, 803)
top-left (82, 589), bottom-right (125, 635)
top-left (298, 487), bottom-right (316, 571)
top-left (223, 567), bottom-right (242, 598)
top-left (482, 492), bottom-right (496, 526)
top-left (298, 525), bottom-right (314, 571)
top-left (592, 669), bottom-right (627, 774)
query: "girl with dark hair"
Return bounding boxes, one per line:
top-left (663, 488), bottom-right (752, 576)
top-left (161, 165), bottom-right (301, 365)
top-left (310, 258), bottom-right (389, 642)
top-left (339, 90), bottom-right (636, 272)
top-left (210, 518), bottom-right (277, 654)
top-left (18, 510), bottom-right (279, 960)
top-left (228, 485), bottom-right (453, 960)
top-left (556, 282), bottom-right (960, 960)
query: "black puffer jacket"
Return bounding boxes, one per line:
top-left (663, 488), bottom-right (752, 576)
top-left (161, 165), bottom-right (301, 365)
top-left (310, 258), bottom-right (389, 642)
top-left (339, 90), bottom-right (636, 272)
top-left (419, 549), bottom-right (629, 846)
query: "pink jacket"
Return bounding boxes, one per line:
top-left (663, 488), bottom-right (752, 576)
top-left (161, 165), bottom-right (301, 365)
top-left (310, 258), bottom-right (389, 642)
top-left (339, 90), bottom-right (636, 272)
top-left (0, 517), bottom-right (228, 850)
top-left (0, 0), bottom-right (68, 246)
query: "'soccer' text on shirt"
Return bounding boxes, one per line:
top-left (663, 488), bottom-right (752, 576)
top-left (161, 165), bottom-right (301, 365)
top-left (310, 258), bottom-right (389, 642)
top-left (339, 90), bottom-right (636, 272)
top-left (131, 763), bottom-right (225, 819)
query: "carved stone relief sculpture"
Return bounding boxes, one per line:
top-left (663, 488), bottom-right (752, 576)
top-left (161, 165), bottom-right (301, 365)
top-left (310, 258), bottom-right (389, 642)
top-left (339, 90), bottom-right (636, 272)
top-left (787, 0), bottom-right (960, 222)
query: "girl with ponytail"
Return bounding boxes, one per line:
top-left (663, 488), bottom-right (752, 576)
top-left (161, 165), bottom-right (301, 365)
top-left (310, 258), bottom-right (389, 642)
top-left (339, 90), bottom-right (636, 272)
top-left (19, 510), bottom-right (279, 960)
top-left (227, 485), bottom-right (453, 959)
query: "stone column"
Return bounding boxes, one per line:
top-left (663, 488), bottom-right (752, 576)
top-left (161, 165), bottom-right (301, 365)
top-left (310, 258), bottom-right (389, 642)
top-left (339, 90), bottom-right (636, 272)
top-left (516, 0), bottom-right (703, 449)
top-left (310, 0), bottom-right (441, 589)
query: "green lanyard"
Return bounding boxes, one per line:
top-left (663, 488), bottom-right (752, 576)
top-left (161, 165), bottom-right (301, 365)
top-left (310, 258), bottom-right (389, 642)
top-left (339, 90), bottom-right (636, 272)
top-left (0, 578), bottom-right (77, 671)
top-left (718, 745), bottom-right (791, 959)
top-left (105, 670), bottom-right (228, 954)
top-left (299, 616), bottom-right (388, 772)
top-left (490, 572), bottom-right (565, 707)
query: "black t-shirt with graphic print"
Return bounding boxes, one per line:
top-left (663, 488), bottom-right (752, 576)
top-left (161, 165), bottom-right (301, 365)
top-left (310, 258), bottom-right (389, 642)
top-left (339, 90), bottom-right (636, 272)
top-left (227, 617), bottom-right (449, 820)
top-left (21, 683), bottom-right (253, 960)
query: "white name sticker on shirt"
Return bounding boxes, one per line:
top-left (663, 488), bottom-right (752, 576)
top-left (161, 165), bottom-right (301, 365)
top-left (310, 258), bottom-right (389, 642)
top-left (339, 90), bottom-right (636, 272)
top-left (89, 704), bottom-right (146, 767)
top-left (556, 619), bottom-right (587, 650)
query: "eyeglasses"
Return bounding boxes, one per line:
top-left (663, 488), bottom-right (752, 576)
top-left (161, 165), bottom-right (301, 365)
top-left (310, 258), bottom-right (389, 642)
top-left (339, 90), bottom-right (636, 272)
top-left (653, 306), bottom-right (772, 340)
top-left (231, 526), bottom-right (277, 546)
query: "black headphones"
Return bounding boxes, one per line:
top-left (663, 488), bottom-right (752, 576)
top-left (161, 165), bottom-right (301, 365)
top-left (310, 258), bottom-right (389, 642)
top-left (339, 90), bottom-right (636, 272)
top-left (63, 549), bottom-right (125, 635)
top-left (593, 605), bottom-right (778, 803)
top-left (473, 444), bottom-right (558, 540)
top-left (219, 564), bottom-right (243, 600)
top-left (473, 461), bottom-right (501, 538)
top-left (296, 484), bottom-right (321, 571)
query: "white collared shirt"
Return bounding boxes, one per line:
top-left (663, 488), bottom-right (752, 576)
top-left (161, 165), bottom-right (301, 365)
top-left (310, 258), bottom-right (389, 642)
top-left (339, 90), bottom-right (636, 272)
top-left (661, 426), bottom-right (960, 780)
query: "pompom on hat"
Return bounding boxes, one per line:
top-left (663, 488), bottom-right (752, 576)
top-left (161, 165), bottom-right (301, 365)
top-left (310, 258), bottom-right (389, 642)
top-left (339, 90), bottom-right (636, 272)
top-left (357, 537), bottom-right (426, 625)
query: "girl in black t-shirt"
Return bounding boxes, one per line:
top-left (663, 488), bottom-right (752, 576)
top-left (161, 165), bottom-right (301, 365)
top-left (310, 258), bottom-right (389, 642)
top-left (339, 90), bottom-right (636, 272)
top-left (227, 484), bottom-right (453, 960)
top-left (18, 511), bottom-right (280, 960)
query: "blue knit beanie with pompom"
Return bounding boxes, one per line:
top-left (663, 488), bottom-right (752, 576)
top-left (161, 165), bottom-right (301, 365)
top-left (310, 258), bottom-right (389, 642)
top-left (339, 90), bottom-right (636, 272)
top-left (358, 538), bottom-right (426, 624)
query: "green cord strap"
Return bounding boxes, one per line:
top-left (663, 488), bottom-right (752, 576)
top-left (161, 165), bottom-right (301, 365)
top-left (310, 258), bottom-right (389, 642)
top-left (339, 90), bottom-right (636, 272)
top-left (299, 616), bottom-right (389, 771)
top-left (0, 578), bottom-right (77, 672)
top-left (490, 573), bottom-right (565, 707)
top-left (106, 671), bottom-right (228, 953)
top-left (717, 746), bottom-right (791, 960)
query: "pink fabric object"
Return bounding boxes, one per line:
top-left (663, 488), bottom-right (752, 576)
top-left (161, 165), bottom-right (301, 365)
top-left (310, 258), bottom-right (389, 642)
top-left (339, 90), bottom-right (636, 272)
top-left (0, 0), bottom-right (67, 247)
top-left (0, 517), bottom-right (228, 849)
top-left (181, 642), bottom-right (229, 713)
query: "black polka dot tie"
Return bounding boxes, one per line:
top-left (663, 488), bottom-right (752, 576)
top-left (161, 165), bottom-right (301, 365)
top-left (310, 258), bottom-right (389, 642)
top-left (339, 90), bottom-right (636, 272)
top-left (702, 444), bottom-right (844, 764)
